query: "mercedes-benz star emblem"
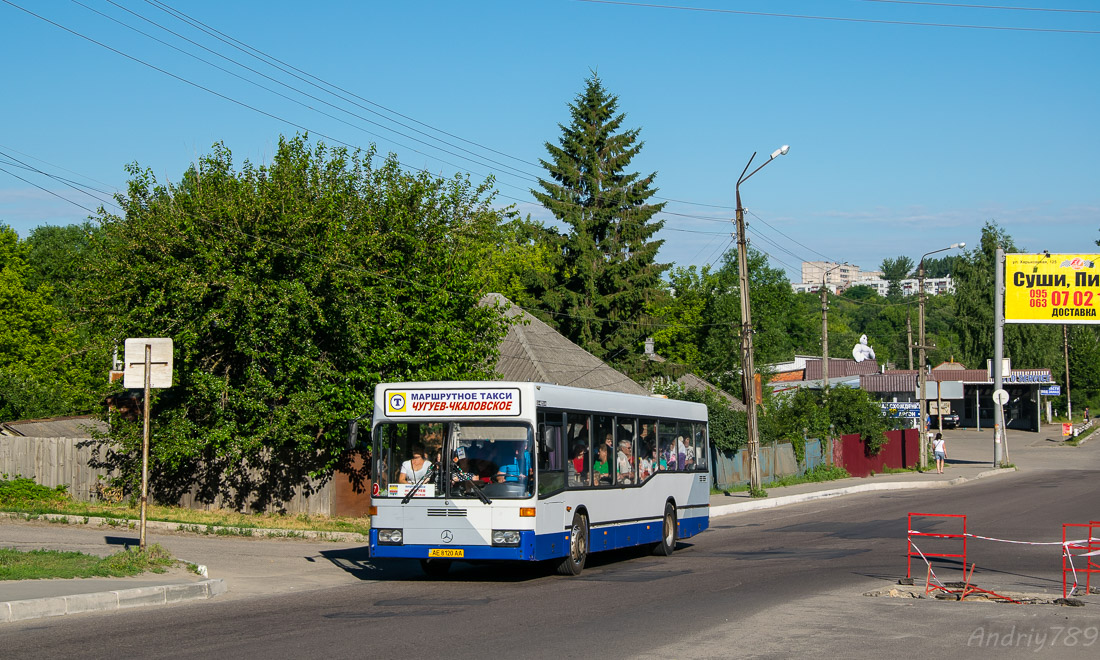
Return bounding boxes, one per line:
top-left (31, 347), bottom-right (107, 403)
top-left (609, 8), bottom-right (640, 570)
top-left (441, 530), bottom-right (453, 543)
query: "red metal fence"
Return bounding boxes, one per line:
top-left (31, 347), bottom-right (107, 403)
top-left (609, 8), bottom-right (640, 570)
top-left (837, 428), bottom-right (919, 478)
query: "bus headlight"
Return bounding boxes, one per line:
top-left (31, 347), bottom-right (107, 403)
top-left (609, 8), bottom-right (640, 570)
top-left (378, 529), bottom-right (403, 544)
top-left (491, 530), bottom-right (521, 546)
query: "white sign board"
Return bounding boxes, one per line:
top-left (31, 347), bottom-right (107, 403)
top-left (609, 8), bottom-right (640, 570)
top-left (938, 381), bottom-right (964, 399)
top-left (992, 388), bottom-right (1010, 406)
top-left (123, 338), bottom-right (174, 389)
top-left (383, 387), bottom-right (521, 417)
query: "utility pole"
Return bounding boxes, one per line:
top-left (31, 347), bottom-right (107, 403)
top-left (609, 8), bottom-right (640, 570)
top-left (821, 283), bottom-right (829, 392)
top-left (1063, 324), bottom-right (1073, 423)
top-left (734, 145), bottom-right (789, 495)
top-left (915, 243), bottom-right (965, 470)
top-left (918, 262), bottom-right (929, 470)
top-left (906, 307), bottom-right (914, 371)
top-left (994, 247), bottom-right (1005, 465)
top-left (734, 200), bottom-right (762, 493)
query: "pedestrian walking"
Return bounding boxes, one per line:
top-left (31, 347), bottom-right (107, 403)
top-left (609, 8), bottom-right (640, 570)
top-left (1085, 406), bottom-right (1090, 423)
top-left (932, 432), bottom-right (947, 474)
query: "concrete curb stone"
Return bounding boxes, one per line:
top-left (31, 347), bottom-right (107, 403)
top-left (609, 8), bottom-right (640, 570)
top-left (0, 578), bottom-right (226, 624)
top-left (0, 512), bottom-right (367, 543)
top-left (710, 467), bottom-right (1016, 519)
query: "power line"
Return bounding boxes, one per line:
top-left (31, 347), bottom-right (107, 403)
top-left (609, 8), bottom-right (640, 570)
top-left (575, 0), bottom-right (1100, 34)
top-left (0, 163), bottom-right (98, 214)
top-left (858, 0), bottom-right (1100, 15)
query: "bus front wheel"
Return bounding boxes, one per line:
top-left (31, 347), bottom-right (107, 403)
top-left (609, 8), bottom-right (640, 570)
top-left (652, 502), bottom-right (676, 556)
top-left (557, 512), bottom-right (588, 576)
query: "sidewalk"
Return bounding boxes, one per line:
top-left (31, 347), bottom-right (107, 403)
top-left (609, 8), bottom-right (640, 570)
top-left (3, 422), bottom-right (1094, 624)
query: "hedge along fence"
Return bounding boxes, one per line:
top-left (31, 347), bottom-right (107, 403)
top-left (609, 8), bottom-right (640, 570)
top-left (0, 436), bottom-right (112, 502)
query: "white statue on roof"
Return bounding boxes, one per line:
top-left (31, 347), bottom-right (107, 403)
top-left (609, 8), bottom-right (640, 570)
top-left (852, 334), bottom-right (876, 363)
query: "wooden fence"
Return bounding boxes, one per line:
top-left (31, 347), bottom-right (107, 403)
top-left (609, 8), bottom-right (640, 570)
top-left (0, 437), bottom-right (113, 502)
top-left (0, 436), bottom-right (371, 517)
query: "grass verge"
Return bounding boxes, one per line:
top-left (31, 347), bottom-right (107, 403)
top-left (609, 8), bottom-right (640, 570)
top-left (0, 544), bottom-right (175, 580)
top-left (713, 464), bottom-right (851, 495)
top-left (1, 477), bottom-right (370, 535)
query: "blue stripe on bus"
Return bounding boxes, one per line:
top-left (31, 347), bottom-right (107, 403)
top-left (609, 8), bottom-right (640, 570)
top-left (369, 516), bottom-right (710, 561)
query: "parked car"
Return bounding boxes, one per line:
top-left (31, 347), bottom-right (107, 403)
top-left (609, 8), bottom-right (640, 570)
top-left (929, 413), bottom-right (960, 429)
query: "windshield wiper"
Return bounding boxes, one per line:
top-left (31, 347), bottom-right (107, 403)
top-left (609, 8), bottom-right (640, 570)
top-left (451, 472), bottom-right (491, 504)
top-left (401, 466), bottom-right (436, 504)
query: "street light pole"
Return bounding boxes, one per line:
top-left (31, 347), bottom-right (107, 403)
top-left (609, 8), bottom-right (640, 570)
top-left (916, 243), bottom-right (965, 470)
top-left (821, 263), bottom-right (845, 396)
top-left (735, 144), bottom-right (789, 495)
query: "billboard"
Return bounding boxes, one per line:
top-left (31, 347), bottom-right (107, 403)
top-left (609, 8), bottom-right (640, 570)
top-left (1005, 254), bottom-right (1100, 324)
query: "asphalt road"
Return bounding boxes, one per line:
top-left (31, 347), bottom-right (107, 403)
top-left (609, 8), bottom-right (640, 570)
top-left (3, 464), bottom-right (1098, 658)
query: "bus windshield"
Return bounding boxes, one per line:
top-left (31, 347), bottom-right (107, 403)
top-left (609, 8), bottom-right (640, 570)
top-left (373, 421), bottom-right (535, 500)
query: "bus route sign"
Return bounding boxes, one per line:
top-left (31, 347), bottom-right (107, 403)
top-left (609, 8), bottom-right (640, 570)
top-left (384, 387), bottom-right (521, 417)
top-left (1005, 254), bottom-right (1100, 324)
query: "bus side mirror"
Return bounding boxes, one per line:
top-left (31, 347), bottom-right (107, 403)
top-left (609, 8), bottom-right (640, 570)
top-left (347, 419), bottom-right (359, 450)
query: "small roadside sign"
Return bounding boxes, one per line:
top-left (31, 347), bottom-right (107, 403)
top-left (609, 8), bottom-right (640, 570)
top-left (1040, 385), bottom-right (1062, 396)
top-left (1062, 423), bottom-right (1074, 437)
top-left (881, 402), bottom-right (920, 419)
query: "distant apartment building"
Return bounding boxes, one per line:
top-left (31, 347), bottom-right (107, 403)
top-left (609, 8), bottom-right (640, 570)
top-left (793, 260), bottom-right (954, 296)
top-left (854, 276), bottom-right (955, 297)
top-left (800, 261), bottom-right (883, 288)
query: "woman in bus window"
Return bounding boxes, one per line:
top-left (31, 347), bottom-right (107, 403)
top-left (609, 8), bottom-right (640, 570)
top-left (398, 445), bottom-right (432, 483)
top-left (592, 445), bottom-right (611, 485)
top-left (567, 444), bottom-right (587, 486)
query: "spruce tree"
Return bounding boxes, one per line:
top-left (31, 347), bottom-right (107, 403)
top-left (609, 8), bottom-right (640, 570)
top-left (532, 73), bottom-right (667, 363)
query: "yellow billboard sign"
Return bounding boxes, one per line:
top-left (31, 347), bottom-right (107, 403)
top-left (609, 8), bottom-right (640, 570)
top-left (1005, 254), bottom-right (1100, 324)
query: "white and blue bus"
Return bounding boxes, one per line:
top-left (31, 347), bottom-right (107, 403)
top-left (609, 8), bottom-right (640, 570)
top-left (361, 381), bottom-right (710, 576)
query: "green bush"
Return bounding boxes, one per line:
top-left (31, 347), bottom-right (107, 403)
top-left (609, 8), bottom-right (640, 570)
top-left (0, 476), bottom-right (71, 507)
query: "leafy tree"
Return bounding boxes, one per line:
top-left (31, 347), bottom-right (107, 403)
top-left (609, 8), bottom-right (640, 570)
top-left (696, 247), bottom-right (800, 394)
top-left (78, 137), bottom-right (510, 506)
top-left (0, 224), bottom-right (102, 420)
top-left (648, 264), bottom-right (719, 366)
top-left (532, 73), bottom-right (667, 366)
top-left (880, 256), bottom-right (914, 299)
top-left (921, 255), bottom-right (958, 279)
top-left (763, 386), bottom-right (890, 458)
top-left (23, 223), bottom-right (100, 311)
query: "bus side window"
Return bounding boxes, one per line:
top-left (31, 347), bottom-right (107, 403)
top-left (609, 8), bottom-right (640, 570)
top-left (538, 411), bottom-right (565, 495)
top-left (615, 416), bottom-right (636, 485)
top-left (693, 422), bottom-right (709, 471)
top-left (657, 420), bottom-right (676, 471)
top-left (638, 419), bottom-right (656, 481)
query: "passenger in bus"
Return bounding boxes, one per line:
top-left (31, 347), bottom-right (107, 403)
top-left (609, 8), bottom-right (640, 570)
top-left (567, 444), bottom-right (588, 486)
top-left (638, 443), bottom-right (657, 480)
top-left (674, 437), bottom-right (688, 471)
top-left (398, 446), bottom-right (433, 483)
top-left (593, 445), bottom-right (611, 485)
top-left (681, 436), bottom-right (695, 470)
top-left (616, 440), bottom-right (635, 484)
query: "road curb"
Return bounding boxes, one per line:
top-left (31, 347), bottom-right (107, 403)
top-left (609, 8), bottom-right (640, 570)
top-left (0, 578), bottom-right (227, 624)
top-left (710, 468), bottom-right (1017, 519)
top-left (0, 512), bottom-right (367, 543)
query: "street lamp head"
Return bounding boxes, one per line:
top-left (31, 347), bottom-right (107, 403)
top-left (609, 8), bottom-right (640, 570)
top-left (771, 145), bottom-right (790, 159)
top-left (951, 242), bottom-right (966, 249)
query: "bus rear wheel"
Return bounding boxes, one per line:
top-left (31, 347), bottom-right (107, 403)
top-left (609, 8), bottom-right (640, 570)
top-left (557, 512), bottom-right (588, 576)
top-left (652, 502), bottom-right (676, 556)
top-left (419, 558), bottom-right (452, 578)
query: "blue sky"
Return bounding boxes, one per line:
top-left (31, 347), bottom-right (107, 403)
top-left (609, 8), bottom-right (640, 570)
top-left (1, 0), bottom-right (1097, 280)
